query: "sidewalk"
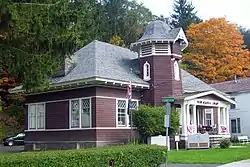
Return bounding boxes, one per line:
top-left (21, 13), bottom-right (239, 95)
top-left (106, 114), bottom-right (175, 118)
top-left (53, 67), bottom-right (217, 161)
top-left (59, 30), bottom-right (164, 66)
top-left (217, 160), bottom-right (250, 167)
top-left (159, 164), bottom-right (219, 167)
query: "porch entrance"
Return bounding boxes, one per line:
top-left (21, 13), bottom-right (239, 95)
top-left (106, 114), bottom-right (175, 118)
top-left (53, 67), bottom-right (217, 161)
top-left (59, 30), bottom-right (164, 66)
top-left (181, 99), bottom-right (230, 136)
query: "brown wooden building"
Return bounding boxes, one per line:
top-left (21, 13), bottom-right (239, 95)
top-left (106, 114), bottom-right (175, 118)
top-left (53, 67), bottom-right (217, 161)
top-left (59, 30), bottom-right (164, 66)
top-left (12, 20), bottom-right (235, 150)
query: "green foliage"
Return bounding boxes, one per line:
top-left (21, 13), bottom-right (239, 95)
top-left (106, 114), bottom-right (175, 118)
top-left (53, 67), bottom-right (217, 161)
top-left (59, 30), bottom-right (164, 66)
top-left (132, 105), bottom-right (180, 137)
top-left (0, 145), bottom-right (167, 167)
top-left (170, 0), bottom-right (202, 31)
top-left (220, 138), bottom-right (231, 149)
top-left (0, 0), bottom-right (153, 91)
top-left (239, 26), bottom-right (250, 50)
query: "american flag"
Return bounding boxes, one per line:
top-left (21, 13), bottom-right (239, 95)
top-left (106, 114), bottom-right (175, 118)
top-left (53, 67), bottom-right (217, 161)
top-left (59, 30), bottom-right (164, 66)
top-left (126, 81), bottom-right (132, 115)
top-left (126, 81), bottom-right (132, 100)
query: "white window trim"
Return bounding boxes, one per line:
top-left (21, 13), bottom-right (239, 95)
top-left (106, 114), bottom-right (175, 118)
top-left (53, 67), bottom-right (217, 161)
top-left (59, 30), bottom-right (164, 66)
top-left (69, 97), bottom-right (92, 129)
top-left (231, 118), bottom-right (241, 134)
top-left (28, 102), bottom-right (46, 130)
top-left (143, 61), bottom-right (151, 81)
top-left (174, 60), bottom-right (180, 81)
top-left (205, 109), bottom-right (214, 126)
top-left (116, 98), bottom-right (139, 127)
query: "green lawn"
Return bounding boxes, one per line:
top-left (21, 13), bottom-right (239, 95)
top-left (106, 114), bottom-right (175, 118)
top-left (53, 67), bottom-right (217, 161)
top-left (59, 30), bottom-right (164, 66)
top-left (168, 145), bottom-right (250, 164)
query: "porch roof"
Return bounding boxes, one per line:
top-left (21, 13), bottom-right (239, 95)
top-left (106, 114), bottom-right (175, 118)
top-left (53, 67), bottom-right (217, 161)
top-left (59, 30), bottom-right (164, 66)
top-left (175, 90), bottom-right (236, 105)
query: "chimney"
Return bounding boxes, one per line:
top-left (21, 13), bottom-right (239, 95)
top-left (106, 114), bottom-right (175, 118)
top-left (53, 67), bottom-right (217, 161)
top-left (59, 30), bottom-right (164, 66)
top-left (234, 74), bottom-right (237, 83)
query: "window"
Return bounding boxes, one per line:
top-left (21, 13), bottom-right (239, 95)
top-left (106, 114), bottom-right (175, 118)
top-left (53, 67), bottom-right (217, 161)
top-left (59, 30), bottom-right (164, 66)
top-left (174, 60), bottom-right (180, 81)
top-left (231, 118), bottom-right (241, 133)
top-left (70, 98), bottom-right (91, 129)
top-left (205, 109), bottom-right (212, 126)
top-left (143, 61), bottom-right (151, 81)
top-left (28, 103), bottom-right (45, 130)
top-left (230, 98), bottom-right (236, 109)
top-left (117, 99), bottom-right (138, 127)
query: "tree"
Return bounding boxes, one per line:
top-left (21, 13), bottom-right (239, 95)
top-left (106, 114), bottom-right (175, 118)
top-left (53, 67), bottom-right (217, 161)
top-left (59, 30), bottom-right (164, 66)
top-left (100, 0), bottom-right (153, 46)
top-left (239, 26), bottom-right (250, 50)
top-left (109, 35), bottom-right (125, 47)
top-left (183, 18), bottom-right (250, 83)
top-left (0, 0), bottom-right (97, 91)
top-left (132, 105), bottom-right (180, 142)
top-left (170, 0), bottom-right (202, 31)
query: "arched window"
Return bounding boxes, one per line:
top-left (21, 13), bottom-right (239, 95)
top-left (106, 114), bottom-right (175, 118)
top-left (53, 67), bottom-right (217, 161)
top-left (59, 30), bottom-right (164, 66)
top-left (174, 60), bottom-right (180, 81)
top-left (143, 61), bottom-right (151, 81)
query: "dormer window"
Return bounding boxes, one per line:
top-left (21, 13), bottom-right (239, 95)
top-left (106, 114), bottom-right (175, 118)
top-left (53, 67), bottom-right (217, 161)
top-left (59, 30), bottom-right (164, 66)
top-left (143, 61), bottom-right (151, 81)
top-left (174, 60), bottom-right (180, 81)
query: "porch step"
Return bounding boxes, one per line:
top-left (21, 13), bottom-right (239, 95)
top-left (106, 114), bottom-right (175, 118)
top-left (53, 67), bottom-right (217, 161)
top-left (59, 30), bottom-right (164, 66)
top-left (209, 136), bottom-right (228, 148)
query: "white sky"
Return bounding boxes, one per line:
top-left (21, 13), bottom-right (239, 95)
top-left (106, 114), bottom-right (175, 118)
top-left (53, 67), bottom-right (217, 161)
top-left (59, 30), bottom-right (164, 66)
top-left (137, 0), bottom-right (250, 28)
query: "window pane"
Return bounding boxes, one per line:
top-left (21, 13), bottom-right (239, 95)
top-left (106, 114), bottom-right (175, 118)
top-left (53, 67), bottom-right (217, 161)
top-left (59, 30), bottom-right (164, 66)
top-left (81, 99), bottom-right (90, 128)
top-left (231, 119), bottom-right (237, 133)
top-left (117, 100), bottom-right (126, 126)
top-left (237, 118), bottom-right (241, 133)
top-left (71, 100), bottom-right (80, 128)
top-left (37, 104), bottom-right (45, 129)
top-left (28, 105), bottom-right (36, 129)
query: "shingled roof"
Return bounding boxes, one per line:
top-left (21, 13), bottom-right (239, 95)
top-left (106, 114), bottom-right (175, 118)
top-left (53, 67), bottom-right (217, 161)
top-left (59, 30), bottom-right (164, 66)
top-left (11, 40), bottom-right (224, 96)
top-left (210, 77), bottom-right (250, 94)
top-left (50, 40), bottom-right (148, 86)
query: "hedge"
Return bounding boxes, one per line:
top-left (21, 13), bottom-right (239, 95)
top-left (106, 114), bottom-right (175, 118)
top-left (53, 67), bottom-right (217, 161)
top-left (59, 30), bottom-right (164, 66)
top-left (0, 144), bottom-right (167, 167)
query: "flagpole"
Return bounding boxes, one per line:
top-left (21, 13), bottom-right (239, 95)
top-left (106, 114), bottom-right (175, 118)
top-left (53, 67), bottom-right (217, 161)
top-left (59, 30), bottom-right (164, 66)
top-left (129, 68), bottom-right (133, 142)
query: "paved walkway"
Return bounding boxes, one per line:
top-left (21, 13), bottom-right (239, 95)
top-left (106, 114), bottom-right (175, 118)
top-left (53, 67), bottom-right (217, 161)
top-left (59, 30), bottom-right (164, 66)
top-left (159, 164), bottom-right (219, 167)
top-left (217, 160), bottom-right (250, 167)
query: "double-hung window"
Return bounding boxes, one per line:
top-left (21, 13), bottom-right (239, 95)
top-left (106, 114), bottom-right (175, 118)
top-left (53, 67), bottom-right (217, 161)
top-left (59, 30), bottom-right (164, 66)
top-left (117, 99), bottom-right (138, 127)
top-left (70, 98), bottom-right (91, 129)
top-left (28, 103), bottom-right (45, 130)
top-left (231, 118), bottom-right (241, 133)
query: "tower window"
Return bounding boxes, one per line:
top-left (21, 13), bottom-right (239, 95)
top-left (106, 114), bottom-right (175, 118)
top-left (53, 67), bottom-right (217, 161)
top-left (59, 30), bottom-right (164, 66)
top-left (174, 60), bottom-right (180, 81)
top-left (143, 61), bottom-right (151, 81)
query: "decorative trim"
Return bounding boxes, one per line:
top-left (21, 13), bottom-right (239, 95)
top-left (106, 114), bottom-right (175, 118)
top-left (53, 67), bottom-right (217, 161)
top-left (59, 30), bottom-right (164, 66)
top-left (173, 28), bottom-right (188, 51)
top-left (11, 77), bottom-right (149, 94)
top-left (24, 127), bottom-right (137, 132)
top-left (25, 96), bottom-right (140, 105)
top-left (184, 90), bottom-right (236, 105)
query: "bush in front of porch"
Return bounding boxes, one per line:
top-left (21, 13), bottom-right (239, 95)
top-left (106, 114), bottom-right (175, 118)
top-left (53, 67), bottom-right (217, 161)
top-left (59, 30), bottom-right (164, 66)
top-left (0, 144), bottom-right (167, 167)
top-left (132, 105), bottom-right (180, 142)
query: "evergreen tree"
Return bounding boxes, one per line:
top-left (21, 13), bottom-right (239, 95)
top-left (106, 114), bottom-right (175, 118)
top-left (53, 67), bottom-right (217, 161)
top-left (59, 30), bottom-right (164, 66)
top-left (170, 0), bottom-right (202, 31)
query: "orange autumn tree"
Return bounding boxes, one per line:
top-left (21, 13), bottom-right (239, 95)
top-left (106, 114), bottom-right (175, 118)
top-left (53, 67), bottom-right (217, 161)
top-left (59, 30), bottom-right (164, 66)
top-left (182, 18), bottom-right (250, 83)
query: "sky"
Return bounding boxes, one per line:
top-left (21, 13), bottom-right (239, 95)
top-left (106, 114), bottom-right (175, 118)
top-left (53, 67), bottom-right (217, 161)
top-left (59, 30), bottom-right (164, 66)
top-left (137, 0), bottom-right (250, 29)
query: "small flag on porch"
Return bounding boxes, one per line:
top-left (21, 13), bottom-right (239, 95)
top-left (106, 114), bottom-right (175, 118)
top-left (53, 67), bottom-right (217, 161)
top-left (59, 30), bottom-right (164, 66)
top-left (126, 81), bottom-right (132, 115)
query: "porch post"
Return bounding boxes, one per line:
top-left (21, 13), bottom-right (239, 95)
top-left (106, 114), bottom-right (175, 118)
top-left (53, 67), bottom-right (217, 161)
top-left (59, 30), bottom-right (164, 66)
top-left (226, 107), bottom-right (229, 134)
top-left (223, 107), bottom-right (226, 126)
top-left (182, 104), bottom-right (187, 135)
top-left (187, 104), bottom-right (190, 126)
top-left (217, 107), bottom-right (220, 134)
top-left (193, 105), bottom-right (197, 125)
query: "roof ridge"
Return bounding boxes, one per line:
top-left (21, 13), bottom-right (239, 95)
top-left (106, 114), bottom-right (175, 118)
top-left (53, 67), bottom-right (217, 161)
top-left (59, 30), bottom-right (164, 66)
top-left (210, 76), bottom-right (250, 85)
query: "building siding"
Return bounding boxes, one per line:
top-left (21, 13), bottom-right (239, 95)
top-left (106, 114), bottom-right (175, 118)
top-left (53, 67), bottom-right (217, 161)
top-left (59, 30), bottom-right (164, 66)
top-left (24, 86), bottom-right (141, 150)
top-left (46, 101), bottom-right (69, 129)
top-left (140, 55), bottom-right (182, 106)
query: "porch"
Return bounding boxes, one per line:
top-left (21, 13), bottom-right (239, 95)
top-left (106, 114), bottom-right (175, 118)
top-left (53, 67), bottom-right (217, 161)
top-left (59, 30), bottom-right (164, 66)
top-left (180, 98), bottom-right (231, 136)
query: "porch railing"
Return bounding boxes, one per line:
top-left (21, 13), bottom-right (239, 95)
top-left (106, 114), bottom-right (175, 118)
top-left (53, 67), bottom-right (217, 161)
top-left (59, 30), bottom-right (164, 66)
top-left (197, 125), bottom-right (218, 135)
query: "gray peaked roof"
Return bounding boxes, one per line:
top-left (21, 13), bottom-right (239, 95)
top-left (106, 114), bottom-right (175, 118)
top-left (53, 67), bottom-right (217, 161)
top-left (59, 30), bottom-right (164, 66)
top-left (11, 40), bottom-right (222, 96)
top-left (138, 20), bottom-right (181, 42)
top-left (50, 40), bottom-right (148, 85)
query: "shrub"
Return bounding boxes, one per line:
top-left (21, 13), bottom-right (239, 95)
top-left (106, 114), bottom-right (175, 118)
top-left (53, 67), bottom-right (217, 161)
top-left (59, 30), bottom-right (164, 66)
top-left (0, 144), bottom-right (167, 167)
top-left (132, 105), bottom-right (180, 138)
top-left (220, 138), bottom-right (231, 149)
